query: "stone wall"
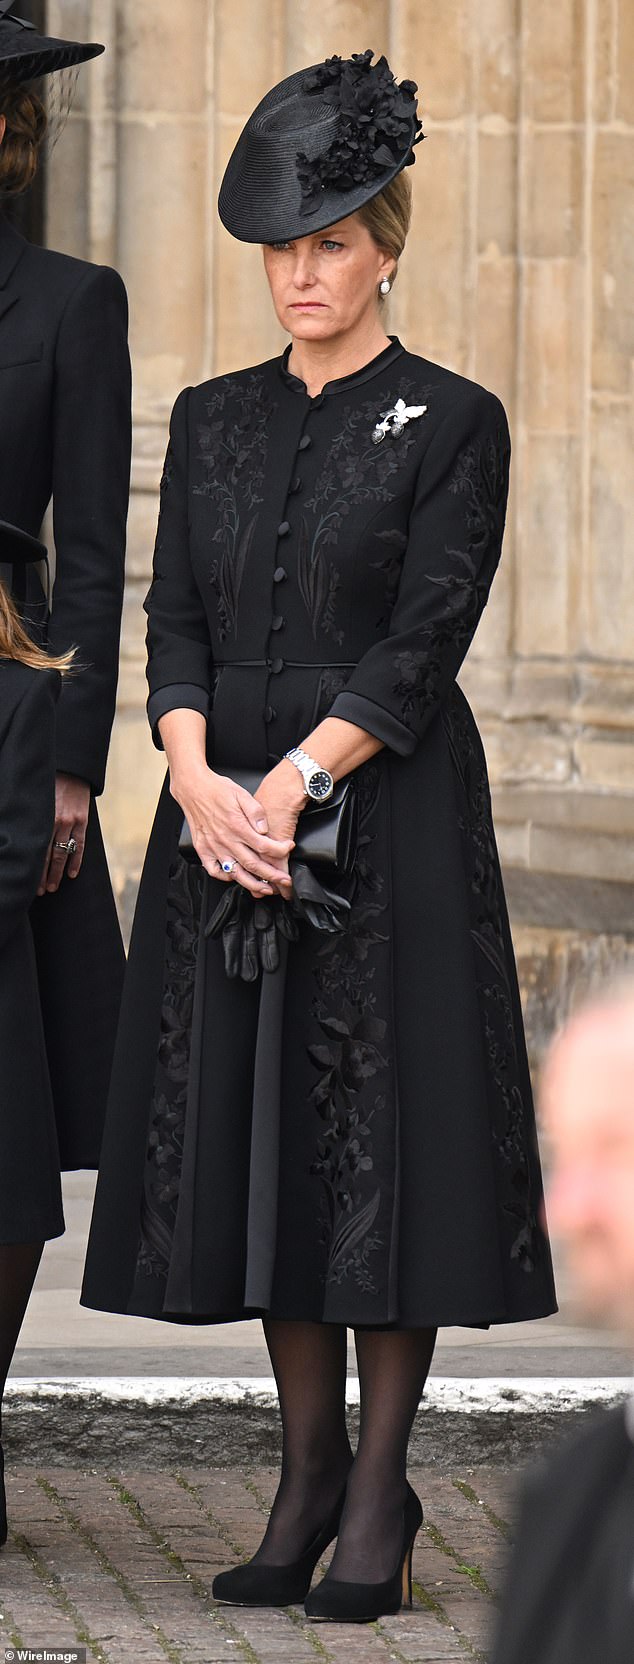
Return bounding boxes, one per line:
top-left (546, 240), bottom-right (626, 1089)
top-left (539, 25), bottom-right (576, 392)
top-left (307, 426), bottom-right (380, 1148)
top-left (45, 0), bottom-right (634, 1052)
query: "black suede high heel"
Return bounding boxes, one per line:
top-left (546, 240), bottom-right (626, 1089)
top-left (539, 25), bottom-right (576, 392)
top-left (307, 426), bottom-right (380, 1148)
top-left (304, 1481), bottom-right (424, 1623)
top-left (0, 1440), bottom-right (7, 1547)
top-left (212, 1486), bottom-right (347, 1607)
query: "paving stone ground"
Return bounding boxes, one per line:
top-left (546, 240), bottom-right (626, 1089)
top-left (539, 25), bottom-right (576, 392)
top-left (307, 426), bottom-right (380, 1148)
top-left (0, 1460), bottom-right (519, 1664)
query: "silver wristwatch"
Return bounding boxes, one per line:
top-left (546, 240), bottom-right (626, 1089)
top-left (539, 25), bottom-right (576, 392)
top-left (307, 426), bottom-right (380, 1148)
top-left (283, 746), bottom-right (334, 802)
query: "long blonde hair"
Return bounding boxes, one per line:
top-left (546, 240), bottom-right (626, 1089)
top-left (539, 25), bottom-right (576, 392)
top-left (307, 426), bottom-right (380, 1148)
top-left (0, 578), bottom-right (74, 673)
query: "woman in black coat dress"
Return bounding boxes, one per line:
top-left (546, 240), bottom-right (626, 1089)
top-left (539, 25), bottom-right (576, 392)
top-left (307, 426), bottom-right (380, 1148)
top-left (0, 520), bottom-right (72, 1546)
top-left (0, 9), bottom-right (131, 1169)
top-left (81, 51), bottom-right (557, 1622)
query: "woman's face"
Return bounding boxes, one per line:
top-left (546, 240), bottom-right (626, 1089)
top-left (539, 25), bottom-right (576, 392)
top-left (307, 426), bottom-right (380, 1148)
top-left (262, 212), bottom-right (394, 341)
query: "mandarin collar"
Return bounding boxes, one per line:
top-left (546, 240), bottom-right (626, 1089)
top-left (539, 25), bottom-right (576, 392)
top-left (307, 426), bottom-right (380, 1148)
top-left (278, 333), bottom-right (405, 397)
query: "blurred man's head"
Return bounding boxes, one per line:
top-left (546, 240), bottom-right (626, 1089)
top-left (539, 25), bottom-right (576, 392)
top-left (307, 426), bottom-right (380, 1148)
top-left (541, 978), bottom-right (634, 1338)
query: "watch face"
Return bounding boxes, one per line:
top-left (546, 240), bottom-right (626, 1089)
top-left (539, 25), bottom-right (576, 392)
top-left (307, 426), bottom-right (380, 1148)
top-left (307, 770), bottom-right (333, 799)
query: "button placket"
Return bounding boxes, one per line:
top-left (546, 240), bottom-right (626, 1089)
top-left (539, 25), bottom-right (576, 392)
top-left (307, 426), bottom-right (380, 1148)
top-left (263, 414), bottom-right (316, 728)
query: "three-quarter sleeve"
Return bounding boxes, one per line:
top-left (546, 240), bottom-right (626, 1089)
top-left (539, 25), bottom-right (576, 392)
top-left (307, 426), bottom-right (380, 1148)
top-left (144, 386), bottom-right (213, 749)
top-left (326, 387), bottom-right (511, 755)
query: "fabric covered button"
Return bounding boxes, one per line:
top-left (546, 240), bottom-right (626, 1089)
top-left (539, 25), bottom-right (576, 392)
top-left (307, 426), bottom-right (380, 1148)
top-left (298, 434), bottom-right (311, 450)
top-left (277, 520), bottom-right (291, 536)
top-left (269, 657), bottom-right (284, 674)
top-left (288, 475), bottom-right (302, 493)
top-left (264, 704), bottom-right (277, 722)
top-left (273, 565), bottom-right (287, 582)
top-left (271, 614), bottom-right (285, 631)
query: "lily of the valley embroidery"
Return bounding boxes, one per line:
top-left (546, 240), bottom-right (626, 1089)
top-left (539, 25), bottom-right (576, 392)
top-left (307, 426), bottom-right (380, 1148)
top-left (372, 398), bottom-right (428, 445)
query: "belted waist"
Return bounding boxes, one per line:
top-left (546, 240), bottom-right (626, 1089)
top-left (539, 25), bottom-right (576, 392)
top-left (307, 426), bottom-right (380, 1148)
top-left (213, 659), bottom-right (358, 668)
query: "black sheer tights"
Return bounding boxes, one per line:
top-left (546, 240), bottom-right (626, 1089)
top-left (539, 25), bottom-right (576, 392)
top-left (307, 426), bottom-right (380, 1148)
top-left (330, 1325), bottom-right (437, 1582)
top-left (252, 1319), bottom-right (353, 1565)
top-left (255, 1317), bottom-right (437, 1581)
top-left (0, 1242), bottom-right (45, 1439)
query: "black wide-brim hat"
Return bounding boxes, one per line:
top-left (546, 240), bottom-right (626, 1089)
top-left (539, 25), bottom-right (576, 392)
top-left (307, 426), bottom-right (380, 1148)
top-left (0, 518), bottom-right (47, 565)
top-left (218, 47), bottom-right (424, 243)
top-left (0, 0), bottom-right (103, 85)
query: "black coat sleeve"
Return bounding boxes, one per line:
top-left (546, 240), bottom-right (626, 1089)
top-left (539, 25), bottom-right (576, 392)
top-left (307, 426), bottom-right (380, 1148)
top-left (49, 263), bottom-right (132, 795)
top-left (144, 386), bottom-right (213, 749)
top-left (0, 668), bottom-right (59, 953)
top-left (326, 386), bottom-right (511, 754)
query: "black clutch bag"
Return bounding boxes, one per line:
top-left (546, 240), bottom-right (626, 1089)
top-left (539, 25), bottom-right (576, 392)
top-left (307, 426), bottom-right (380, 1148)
top-left (178, 766), bottom-right (358, 877)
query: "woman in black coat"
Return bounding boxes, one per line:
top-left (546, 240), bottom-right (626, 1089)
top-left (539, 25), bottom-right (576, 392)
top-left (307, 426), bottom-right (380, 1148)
top-left (0, 521), bottom-right (71, 1546)
top-left (0, 8), bottom-right (131, 1169)
top-left (81, 51), bottom-right (557, 1623)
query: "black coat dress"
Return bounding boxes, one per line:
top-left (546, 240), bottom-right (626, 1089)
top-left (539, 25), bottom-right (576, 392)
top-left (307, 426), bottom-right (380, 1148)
top-left (491, 1406), bottom-right (634, 1664)
top-left (0, 215), bottom-right (132, 1168)
top-left (81, 334), bottom-right (557, 1328)
top-left (0, 660), bottom-right (64, 1244)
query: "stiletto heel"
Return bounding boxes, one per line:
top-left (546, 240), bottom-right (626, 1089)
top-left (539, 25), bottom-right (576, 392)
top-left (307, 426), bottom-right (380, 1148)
top-left (304, 1481), bottom-right (423, 1624)
top-left (212, 1485), bottom-right (347, 1607)
top-left (401, 1538), bottom-right (414, 1608)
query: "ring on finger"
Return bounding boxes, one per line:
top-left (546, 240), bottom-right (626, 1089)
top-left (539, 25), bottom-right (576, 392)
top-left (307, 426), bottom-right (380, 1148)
top-left (220, 857), bottom-right (237, 874)
top-left (53, 837), bottom-right (78, 855)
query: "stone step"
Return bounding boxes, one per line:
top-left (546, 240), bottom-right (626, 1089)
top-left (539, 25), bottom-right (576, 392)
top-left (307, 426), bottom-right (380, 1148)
top-left (4, 1375), bottom-right (630, 1469)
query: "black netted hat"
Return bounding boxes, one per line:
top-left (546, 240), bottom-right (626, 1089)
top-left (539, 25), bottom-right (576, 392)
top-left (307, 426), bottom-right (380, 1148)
top-left (0, 0), bottom-right (103, 84)
top-left (0, 519), bottom-right (46, 565)
top-left (218, 48), bottom-right (424, 243)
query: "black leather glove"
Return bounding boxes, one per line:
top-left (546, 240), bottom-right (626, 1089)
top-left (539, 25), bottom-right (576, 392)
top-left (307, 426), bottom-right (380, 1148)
top-left (204, 857), bottom-right (356, 981)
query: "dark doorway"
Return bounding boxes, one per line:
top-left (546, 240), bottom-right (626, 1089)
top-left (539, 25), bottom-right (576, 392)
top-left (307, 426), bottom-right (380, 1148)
top-left (2, 0), bottom-right (46, 245)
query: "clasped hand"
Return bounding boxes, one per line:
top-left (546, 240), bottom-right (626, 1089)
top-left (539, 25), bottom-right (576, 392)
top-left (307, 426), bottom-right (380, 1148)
top-left (172, 758), bottom-right (306, 899)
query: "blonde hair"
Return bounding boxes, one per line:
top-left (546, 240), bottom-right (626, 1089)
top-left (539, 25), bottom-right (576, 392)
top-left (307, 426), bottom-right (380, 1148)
top-left (0, 578), bottom-right (74, 673)
top-left (358, 169), bottom-right (413, 303)
top-left (0, 79), bottom-right (47, 196)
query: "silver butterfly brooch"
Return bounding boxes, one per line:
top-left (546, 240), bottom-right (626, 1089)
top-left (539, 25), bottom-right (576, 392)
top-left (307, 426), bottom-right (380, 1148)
top-left (372, 398), bottom-right (428, 445)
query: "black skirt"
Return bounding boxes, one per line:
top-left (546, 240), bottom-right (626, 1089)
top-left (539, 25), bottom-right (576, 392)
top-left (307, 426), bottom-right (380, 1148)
top-left (80, 690), bottom-right (557, 1328)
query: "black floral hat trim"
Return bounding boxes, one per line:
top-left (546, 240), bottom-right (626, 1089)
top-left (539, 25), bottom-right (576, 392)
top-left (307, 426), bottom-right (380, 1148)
top-left (296, 48), bottom-right (424, 217)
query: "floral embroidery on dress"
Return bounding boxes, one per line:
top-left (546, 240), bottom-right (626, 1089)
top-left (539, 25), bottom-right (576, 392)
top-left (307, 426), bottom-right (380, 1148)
top-left (442, 686), bottom-right (540, 1273)
top-left (193, 373), bottom-right (278, 643)
top-left (298, 379), bottom-right (434, 644)
top-left (369, 526), bottom-right (408, 626)
top-left (307, 763), bottom-right (393, 1292)
top-left (316, 665), bottom-right (352, 719)
top-left (135, 856), bottom-right (205, 1279)
top-left (450, 425), bottom-right (509, 551)
top-left (392, 419), bottom-right (510, 732)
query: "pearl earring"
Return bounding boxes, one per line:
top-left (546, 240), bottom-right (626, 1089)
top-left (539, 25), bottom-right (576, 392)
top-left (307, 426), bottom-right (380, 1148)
top-left (379, 278), bottom-right (391, 295)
